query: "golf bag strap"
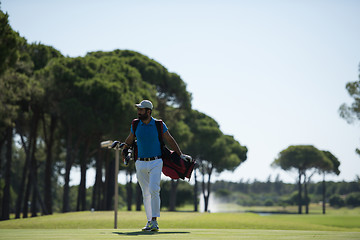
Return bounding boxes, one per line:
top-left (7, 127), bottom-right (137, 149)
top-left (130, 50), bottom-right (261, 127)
top-left (155, 120), bottom-right (164, 146)
top-left (132, 119), bottom-right (140, 137)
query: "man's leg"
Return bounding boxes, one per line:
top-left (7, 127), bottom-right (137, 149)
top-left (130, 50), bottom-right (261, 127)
top-left (135, 161), bottom-right (152, 221)
top-left (148, 159), bottom-right (163, 219)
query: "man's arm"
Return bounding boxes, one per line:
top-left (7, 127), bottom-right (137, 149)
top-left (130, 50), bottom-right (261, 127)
top-left (163, 130), bottom-right (182, 156)
top-left (122, 131), bottom-right (135, 159)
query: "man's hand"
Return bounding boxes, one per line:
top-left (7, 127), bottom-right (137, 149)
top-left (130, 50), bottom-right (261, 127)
top-left (122, 147), bottom-right (129, 159)
top-left (180, 154), bottom-right (193, 162)
top-left (122, 131), bottom-right (135, 160)
top-left (122, 147), bottom-right (132, 166)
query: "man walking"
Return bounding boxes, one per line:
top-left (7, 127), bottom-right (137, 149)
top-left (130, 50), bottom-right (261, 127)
top-left (122, 100), bottom-right (184, 232)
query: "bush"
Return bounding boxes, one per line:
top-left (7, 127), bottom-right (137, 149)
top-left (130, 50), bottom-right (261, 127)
top-left (329, 194), bottom-right (345, 207)
top-left (264, 199), bottom-right (274, 206)
top-left (345, 192), bottom-right (360, 207)
top-left (160, 180), bottom-right (193, 208)
top-left (235, 193), bottom-right (252, 206)
top-left (215, 189), bottom-right (231, 198)
top-left (286, 192), bottom-right (300, 205)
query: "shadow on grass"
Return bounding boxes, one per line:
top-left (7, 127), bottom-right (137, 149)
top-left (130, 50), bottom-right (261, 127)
top-left (113, 231), bottom-right (190, 236)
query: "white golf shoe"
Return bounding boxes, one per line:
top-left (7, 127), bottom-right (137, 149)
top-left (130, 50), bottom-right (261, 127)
top-left (142, 220), bottom-right (159, 232)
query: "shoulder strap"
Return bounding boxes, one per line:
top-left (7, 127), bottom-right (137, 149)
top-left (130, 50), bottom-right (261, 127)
top-left (132, 119), bottom-right (140, 137)
top-left (155, 120), bottom-right (164, 146)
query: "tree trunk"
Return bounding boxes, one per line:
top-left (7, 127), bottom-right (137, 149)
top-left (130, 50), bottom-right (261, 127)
top-left (0, 132), bottom-right (6, 218)
top-left (205, 168), bottom-right (212, 212)
top-left (43, 115), bottom-right (57, 215)
top-left (29, 157), bottom-right (48, 217)
top-left (77, 142), bottom-right (88, 212)
top-left (204, 195), bottom-right (209, 212)
top-left (20, 145), bottom-right (48, 218)
top-left (31, 154), bottom-right (38, 217)
top-left (136, 182), bottom-right (142, 211)
top-left (1, 127), bottom-right (12, 220)
top-left (322, 173), bottom-right (326, 214)
top-left (18, 111), bottom-right (40, 218)
top-left (202, 165), bottom-right (213, 212)
top-left (297, 170), bottom-right (302, 214)
top-left (303, 171), bottom-right (316, 215)
top-left (193, 168), bottom-right (198, 212)
top-left (82, 142), bottom-right (90, 211)
top-left (63, 129), bottom-right (75, 213)
top-left (15, 113), bottom-right (39, 218)
top-left (0, 133), bottom-right (5, 175)
top-left (15, 135), bottom-right (30, 219)
top-left (169, 179), bottom-right (179, 211)
top-left (23, 168), bottom-right (32, 218)
top-left (96, 151), bottom-right (103, 210)
top-left (92, 147), bottom-right (103, 211)
top-left (105, 156), bottom-right (115, 210)
top-left (35, 183), bottom-right (48, 216)
top-left (126, 171), bottom-right (133, 211)
top-left (201, 168), bottom-right (207, 212)
top-left (304, 175), bottom-right (309, 214)
top-left (101, 151), bottom-right (110, 210)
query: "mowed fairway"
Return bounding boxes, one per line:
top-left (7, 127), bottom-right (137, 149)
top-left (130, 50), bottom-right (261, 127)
top-left (1, 210), bottom-right (360, 240)
top-left (1, 229), bottom-right (360, 240)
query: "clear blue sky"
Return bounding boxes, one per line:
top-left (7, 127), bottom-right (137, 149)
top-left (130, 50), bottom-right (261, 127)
top-left (2, 0), bottom-right (360, 184)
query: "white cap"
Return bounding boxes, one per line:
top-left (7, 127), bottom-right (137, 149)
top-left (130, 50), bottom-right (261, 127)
top-left (135, 100), bottom-right (153, 109)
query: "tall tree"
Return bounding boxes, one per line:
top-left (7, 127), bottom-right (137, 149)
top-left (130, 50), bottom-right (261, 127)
top-left (186, 110), bottom-right (221, 212)
top-left (272, 145), bottom-right (331, 214)
top-left (1, 37), bottom-right (45, 219)
top-left (0, 11), bottom-right (21, 219)
top-left (320, 151), bottom-right (340, 214)
top-left (187, 110), bottom-right (247, 212)
top-left (17, 43), bottom-right (61, 217)
top-left (31, 43), bottom-right (63, 215)
top-left (339, 64), bottom-right (360, 158)
top-left (44, 57), bottom-right (86, 212)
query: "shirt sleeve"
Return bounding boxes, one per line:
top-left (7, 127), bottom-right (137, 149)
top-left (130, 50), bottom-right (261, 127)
top-left (162, 121), bottom-right (168, 133)
top-left (130, 124), bottom-right (134, 134)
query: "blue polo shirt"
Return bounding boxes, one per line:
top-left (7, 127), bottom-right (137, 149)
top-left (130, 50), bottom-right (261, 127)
top-left (131, 117), bottom-right (168, 158)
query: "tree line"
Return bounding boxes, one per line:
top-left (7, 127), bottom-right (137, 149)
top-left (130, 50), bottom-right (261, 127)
top-left (0, 9), bottom-right (248, 220)
top-left (213, 176), bottom-right (360, 209)
top-left (28, 176), bottom-right (358, 214)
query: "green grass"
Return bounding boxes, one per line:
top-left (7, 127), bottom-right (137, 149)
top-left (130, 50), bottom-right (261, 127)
top-left (1, 229), bottom-right (360, 240)
top-left (1, 209), bottom-right (360, 239)
top-left (2, 211), bottom-right (360, 230)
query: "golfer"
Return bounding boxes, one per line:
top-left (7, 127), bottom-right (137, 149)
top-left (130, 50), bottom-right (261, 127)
top-left (122, 100), bottom-right (183, 231)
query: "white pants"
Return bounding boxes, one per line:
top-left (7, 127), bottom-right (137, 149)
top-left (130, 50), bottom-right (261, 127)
top-left (135, 158), bottom-right (163, 221)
